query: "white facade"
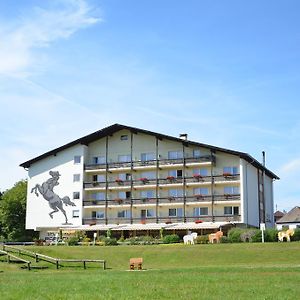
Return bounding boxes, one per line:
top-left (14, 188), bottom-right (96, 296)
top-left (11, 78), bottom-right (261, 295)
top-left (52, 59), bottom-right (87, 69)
top-left (21, 124), bottom-right (279, 234)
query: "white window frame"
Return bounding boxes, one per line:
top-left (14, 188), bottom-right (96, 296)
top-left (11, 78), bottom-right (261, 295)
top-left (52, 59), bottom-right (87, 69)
top-left (141, 190), bottom-right (155, 198)
top-left (92, 156), bottom-right (105, 165)
top-left (223, 166), bottom-right (239, 175)
top-left (193, 187), bottom-right (209, 195)
top-left (74, 156), bottom-right (81, 164)
top-left (224, 186), bottom-right (239, 195)
top-left (193, 168), bottom-right (208, 177)
top-left (73, 174), bottom-right (80, 182)
top-left (96, 211), bottom-right (105, 219)
top-left (117, 210), bottom-right (130, 218)
top-left (168, 151), bottom-right (183, 159)
top-left (193, 207), bottom-right (208, 216)
top-left (168, 208), bottom-right (183, 217)
top-left (73, 192), bottom-right (80, 200)
top-left (118, 154), bottom-right (131, 162)
top-left (141, 152), bottom-right (155, 161)
top-left (72, 210), bottom-right (80, 218)
top-left (169, 189), bottom-right (183, 198)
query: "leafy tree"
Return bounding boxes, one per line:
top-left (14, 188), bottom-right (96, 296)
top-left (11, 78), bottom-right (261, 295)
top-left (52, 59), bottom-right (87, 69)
top-left (0, 180), bottom-right (36, 241)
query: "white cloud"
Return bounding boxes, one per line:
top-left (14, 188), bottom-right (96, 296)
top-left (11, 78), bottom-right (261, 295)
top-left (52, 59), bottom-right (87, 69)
top-left (0, 0), bottom-right (100, 76)
top-left (279, 158), bottom-right (300, 175)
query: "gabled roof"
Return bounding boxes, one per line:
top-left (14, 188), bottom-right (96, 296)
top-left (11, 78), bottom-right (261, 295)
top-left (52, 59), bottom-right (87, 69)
top-left (277, 206), bottom-right (300, 224)
top-left (19, 123), bottom-right (279, 179)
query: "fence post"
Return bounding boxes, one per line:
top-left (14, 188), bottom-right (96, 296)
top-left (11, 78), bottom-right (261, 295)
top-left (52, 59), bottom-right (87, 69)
top-left (56, 260), bottom-right (59, 269)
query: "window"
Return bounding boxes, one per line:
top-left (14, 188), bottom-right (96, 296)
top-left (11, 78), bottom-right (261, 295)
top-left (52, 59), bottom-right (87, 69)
top-left (141, 171), bottom-right (156, 179)
top-left (118, 191), bottom-right (131, 199)
top-left (168, 208), bottom-right (183, 217)
top-left (91, 211), bottom-right (96, 219)
top-left (96, 211), bottom-right (105, 219)
top-left (92, 156), bottom-right (105, 164)
top-left (168, 151), bottom-right (183, 159)
top-left (224, 186), bottom-right (239, 195)
top-left (193, 207), bottom-right (208, 216)
top-left (120, 135), bottom-right (128, 140)
top-left (74, 156), bottom-right (81, 164)
top-left (118, 155), bottom-right (131, 162)
top-left (193, 187), bottom-right (209, 195)
top-left (224, 206), bottom-right (239, 215)
top-left (223, 166), bottom-right (239, 175)
top-left (73, 174), bottom-right (80, 182)
top-left (73, 192), bottom-right (80, 200)
top-left (141, 190), bottom-right (155, 198)
top-left (193, 168), bottom-right (208, 177)
top-left (141, 152), bottom-right (155, 161)
top-left (141, 209), bottom-right (155, 218)
top-left (169, 208), bottom-right (177, 217)
top-left (91, 192), bottom-right (105, 201)
top-left (92, 174), bottom-right (105, 182)
top-left (193, 149), bottom-right (201, 158)
top-left (169, 189), bottom-right (183, 197)
top-left (72, 210), bottom-right (80, 218)
top-left (117, 210), bottom-right (130, 218)
top-left (168, 169), bottom-right (183, 178)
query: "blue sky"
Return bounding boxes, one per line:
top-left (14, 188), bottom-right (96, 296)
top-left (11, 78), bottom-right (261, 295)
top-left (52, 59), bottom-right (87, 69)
top-left (0, 0), bottom-right (300, 211)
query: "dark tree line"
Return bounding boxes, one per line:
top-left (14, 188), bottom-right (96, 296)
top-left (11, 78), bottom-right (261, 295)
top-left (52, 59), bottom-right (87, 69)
top-left (0, 180), bottom-right (37, 241)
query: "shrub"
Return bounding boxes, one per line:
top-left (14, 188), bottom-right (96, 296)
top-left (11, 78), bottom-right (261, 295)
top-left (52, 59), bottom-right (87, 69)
top-left (103, 237), bottom-right (118, 246)
top-left (291, 228), bottom-right (300, 241)
top-left (228, 228), bottom-right (243, 243)
top-left (67, 236), bottom-right (79, 246)
top-left (264, 228), bottom-right (278, 242)
top-left (220, 236), bottom-right (229, 243)
top-left (163, 234), bottom-right (180, 244)
top-left (196, 235), bottom-right (209, 244)
top-left (34, 239), bottom-right (44, 246)
top-left (239, 229), bottom-right (261, 243)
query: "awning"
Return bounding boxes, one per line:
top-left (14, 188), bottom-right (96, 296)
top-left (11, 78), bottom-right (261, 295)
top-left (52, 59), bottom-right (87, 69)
top-left (169, 222), bottom-right (229, 230)
top-left (111, 223), bottom-right (175, 231)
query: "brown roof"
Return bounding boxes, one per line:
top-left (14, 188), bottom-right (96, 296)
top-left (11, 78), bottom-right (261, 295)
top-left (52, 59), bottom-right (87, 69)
top-left (274, 210), bottom-right (285, 218)
top-left (277, 206), bottom-right (300, 223)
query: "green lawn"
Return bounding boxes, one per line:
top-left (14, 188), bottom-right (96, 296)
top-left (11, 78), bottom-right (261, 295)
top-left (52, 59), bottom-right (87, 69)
top-left (1, 243), bottom-right (300, 299)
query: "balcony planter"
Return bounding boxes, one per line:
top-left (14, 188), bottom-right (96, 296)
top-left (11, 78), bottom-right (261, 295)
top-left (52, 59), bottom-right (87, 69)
top-left (168, 196), bottom-right (176, 201)
top-left (139, 177), bottom-right (149, 184)
top-left (165, 219), bottom-right (172, 224)
top-left (115, 178), bottom-right (124, 185)
top-left (224, 194), bottom-right (232, 199)
top-left (114, 198), bottom-right (123, 204)
top-left (195, 194), bottom-right (204, 200)
top-left (195, 220), bottom-right (203, 224)
top-left (193, 174), bottom-right (204, 182)
top-left (140, 220), bottom-right (146, 225)
top-left (166, 176), bottom-right (176, 183)
top-left (223, 172), bottom-right (234, 179)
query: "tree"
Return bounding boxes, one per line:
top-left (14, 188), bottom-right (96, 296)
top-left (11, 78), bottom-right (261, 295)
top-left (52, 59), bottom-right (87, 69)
top-left (0, 180), bottom-right (36, 241)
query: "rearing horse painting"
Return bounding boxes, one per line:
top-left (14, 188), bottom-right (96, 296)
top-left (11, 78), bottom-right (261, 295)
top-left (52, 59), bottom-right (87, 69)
top-left (31, 171), bottom-right (76, 224)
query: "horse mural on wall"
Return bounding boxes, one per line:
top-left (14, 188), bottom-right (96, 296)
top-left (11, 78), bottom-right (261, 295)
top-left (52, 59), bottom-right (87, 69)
top-left (31, 171), bottom-right (76, 224)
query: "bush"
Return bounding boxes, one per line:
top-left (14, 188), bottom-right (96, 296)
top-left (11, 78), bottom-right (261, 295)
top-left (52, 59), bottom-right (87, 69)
top-left (163, 234), bottom-right (180, 244)
top-left (264, 229), bottom-right (278, 242)
top-left (220, 236), bottom-right (229, 243)
top-left (103, 237), bottom-right (118, 246)
top-left (291, 228), bottom-right (300, 241)
top-left (196, 235), bottom-right (209, 244)
top-left (125, 236), bottom-right (159, 245)
top-left (228, 228), bottom-right (243, 243)
top-left (239, 229), bottom-right (260, 243)
top-left (67, 236), bottom-right (79, 246)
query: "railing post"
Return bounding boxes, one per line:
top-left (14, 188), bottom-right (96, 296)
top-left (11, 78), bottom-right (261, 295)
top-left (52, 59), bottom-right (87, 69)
top-left (56, 259), bottom-right (59, 269)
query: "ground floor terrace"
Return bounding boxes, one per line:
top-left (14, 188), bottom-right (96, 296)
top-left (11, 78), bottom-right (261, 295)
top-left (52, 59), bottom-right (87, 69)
top-left (38, 221), bottom-right (235, 240)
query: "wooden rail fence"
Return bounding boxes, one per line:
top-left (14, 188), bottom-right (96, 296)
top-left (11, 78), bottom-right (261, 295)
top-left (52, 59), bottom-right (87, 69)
top-left (2, 245), bottom-right (106, 270)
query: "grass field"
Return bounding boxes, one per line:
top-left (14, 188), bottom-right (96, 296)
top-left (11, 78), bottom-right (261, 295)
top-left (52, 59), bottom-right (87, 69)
top-left (1, 243), bottom-right (300, 299)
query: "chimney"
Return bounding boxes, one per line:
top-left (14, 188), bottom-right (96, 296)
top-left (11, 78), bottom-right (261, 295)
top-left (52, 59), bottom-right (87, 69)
top-left (262, 151), bottom-right (266, 167)
top-left (179, 133), bottom-right (188, 141)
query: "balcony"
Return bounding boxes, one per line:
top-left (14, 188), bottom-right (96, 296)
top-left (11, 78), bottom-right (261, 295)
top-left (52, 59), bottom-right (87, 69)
top-left (83, 218), bottom-right (106, 225)
top-left (84, 155), bottom-right (216, 172)
top-left (214, 174), bottom-right (240, 183)
top-left (83, 200), bottom-right (106, 207)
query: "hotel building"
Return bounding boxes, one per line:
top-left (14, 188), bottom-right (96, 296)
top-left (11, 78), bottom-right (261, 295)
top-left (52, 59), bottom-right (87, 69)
top-left (20, 124), bottom-right (279, 238)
